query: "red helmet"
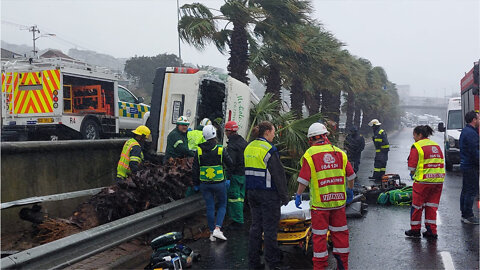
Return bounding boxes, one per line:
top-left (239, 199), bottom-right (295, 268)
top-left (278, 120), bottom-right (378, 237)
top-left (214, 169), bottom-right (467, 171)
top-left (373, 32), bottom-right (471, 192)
top-left (225, 121), bottom-right (239, 131)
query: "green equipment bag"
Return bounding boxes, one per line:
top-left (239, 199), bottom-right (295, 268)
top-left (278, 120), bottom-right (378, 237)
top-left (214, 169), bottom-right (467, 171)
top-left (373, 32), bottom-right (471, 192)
top-left (377, 192), bottom-right (390, 205)
top-left (389, 186), bottom-right (412, 206)
top-left (376, 186), bottom-right (413, 206)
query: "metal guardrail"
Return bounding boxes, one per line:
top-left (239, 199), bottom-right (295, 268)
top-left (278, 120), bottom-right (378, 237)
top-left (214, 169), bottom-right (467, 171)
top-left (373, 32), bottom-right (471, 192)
top-left (0, 194), bottom-right (205, 270)
top-left (1, 187), bottom-right (105, 210)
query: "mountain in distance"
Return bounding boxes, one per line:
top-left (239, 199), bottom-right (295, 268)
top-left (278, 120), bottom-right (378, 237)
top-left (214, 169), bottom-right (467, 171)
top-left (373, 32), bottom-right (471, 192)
top-left (68, 48), bottom-right (126, 73)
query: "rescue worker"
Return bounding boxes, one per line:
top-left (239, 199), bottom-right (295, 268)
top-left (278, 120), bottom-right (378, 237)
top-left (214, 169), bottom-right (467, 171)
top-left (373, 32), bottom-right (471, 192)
top-left (368, 119), bottom-right (389, 181)
top-left (188, 118), bottom-right (212, 150)
top-left (459, 110), bottom-right (479, 224)
top-left (344, 125), bottom-right (365, 173)
top-left (192, 125), bottom-right (233, 241)
top-left (245, 121), bottom-right (289, 270)
top-left (224, 121), bottom-right (248, 227)
top-left (165, 116), bottom-right (194, 161)
top-left (405, 125), bottom-right (445, 239)
top-left (116, 125), bottom-right (151, 187)
top-left (295, 122), bottom-right (356, 270)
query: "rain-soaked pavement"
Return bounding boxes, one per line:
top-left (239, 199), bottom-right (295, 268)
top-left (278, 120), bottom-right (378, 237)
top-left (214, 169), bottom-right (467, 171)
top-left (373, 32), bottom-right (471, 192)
top-left (187, 128), bottom-right (479, 269)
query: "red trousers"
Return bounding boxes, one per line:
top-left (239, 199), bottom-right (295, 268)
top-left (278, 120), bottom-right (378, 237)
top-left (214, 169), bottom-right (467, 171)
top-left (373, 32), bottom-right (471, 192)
top-left (311, 207), bottom-right (349, 270)
top-left (410, 182), bottom-right (443, 234)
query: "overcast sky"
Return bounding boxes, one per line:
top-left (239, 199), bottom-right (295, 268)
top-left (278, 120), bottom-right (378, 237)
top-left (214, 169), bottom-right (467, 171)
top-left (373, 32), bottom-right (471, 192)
top-left (1, 0), bottom-right (479, 97)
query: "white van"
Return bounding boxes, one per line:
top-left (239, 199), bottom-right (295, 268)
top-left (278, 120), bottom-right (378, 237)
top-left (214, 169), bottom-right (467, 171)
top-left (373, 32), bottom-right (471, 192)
top-left (438, 97), bottom-right (462, 171)
top-left (146, 67), bottom-right (259, 154)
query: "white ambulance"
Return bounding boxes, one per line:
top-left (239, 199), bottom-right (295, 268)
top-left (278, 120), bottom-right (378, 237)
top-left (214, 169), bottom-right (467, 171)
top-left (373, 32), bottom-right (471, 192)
top-left (146, 67), bottom-right (259, 154)
top-left (1, 57), bottom-right (150, 140)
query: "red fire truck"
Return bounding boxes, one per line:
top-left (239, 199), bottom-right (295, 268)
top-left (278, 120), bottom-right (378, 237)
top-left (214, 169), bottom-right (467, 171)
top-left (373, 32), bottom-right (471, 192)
top-left (460, 60), bottom-right (479, 126)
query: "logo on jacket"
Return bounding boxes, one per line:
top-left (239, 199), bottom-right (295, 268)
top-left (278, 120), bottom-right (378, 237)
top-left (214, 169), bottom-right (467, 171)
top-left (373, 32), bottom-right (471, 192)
top-left (431, 146), bottom-right (438, 154)
top-left (323, 153), bottom-right (336, 164)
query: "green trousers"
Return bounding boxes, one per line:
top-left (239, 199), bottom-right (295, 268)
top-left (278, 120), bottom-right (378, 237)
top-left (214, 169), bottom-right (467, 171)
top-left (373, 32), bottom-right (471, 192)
top-left (227, 174), bottom-right (245, 224)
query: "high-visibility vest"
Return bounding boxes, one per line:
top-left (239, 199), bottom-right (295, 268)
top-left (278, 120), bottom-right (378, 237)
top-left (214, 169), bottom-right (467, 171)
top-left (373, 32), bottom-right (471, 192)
top-left (117, 138), bottom-right (144, 179)
top-left (244, 139), bottom-right (275, 190)
top-left (302, 144), bottom-right (348, 209)
top-left (374, 129), bottom-right (390, 152)
top-left (412, 139), bottom-right (445, 183)
top-left (198, 145), bottom-right (224, 182)
top-left (188, 130), bottom-right (206, 150)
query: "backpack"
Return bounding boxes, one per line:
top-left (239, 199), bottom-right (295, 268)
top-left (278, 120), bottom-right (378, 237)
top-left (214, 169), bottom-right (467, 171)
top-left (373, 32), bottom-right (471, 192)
top-left (376, 186), bottom-right (413, 206)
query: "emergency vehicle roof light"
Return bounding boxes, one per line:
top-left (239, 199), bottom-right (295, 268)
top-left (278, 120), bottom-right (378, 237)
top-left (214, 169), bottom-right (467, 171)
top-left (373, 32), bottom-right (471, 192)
top-left (165, 67), bottom-right (199, 74)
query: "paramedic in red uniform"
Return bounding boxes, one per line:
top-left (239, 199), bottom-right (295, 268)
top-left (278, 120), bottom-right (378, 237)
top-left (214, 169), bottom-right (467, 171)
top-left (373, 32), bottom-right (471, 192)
top-left (405, 125), bottom-right (445, 239)
top-left (294, 123), bottom-right (356, 270)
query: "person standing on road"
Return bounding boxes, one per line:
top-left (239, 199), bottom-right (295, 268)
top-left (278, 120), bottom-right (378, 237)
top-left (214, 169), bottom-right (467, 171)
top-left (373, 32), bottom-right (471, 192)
top-left (193, 125), bottom-right (234, 241)
top-left (245, 121), bottom-right (289, 270)
top-left (459, 111), bottom-right (479, 224)
top-left (368, 119), bottom-right (390, 181)
top-left (344, 125), bottom-right (365, 173)
top-left (165, 116), bottom-right (194, 161)
top-left (295, 123), bottom-right (356, 270)
top-left (224, 121), bottom-right (248, 227)
top-left (405, 125), bottom-right (445, 239)
top-left (116, 125), bottom-right (151, 187)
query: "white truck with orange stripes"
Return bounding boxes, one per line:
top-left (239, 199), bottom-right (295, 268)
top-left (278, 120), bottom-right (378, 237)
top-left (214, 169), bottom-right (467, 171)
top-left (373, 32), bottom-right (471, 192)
top-left (1, 58), bottom-right (150, 140)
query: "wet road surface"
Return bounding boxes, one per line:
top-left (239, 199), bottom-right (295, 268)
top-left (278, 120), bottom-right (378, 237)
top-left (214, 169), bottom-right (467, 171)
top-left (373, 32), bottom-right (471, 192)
top-left (188, 128), bottom-right (479, 269)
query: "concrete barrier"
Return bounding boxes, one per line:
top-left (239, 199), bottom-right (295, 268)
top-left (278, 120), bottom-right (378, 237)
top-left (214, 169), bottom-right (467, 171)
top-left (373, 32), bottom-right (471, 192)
top-left (1, 139), bottom-right (127, 234)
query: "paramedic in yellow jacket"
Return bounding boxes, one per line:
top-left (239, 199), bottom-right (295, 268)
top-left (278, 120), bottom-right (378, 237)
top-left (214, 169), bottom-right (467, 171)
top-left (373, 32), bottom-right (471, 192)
top-left (116, 125), bottom-right (151, 187)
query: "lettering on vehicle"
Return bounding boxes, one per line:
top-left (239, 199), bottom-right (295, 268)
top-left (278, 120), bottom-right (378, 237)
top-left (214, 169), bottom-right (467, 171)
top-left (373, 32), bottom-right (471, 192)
top-left (70, 117), bottom-right (76, 124)
top-left (321, 192), bottom-right (345, 202)
top-left (318, 176), bottom-right (344, 188)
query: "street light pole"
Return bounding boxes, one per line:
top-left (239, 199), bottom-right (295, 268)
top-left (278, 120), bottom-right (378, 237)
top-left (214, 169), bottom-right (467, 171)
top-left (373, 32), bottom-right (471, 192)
top-left (30, 25), bottom-right (40, 56)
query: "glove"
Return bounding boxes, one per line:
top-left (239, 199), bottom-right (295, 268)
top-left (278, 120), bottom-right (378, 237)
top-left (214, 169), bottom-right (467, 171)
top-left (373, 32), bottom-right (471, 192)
top-left (225, 180), bottom-right (231, 190)
top-left (410, 174), bottom-right (414, 180)
top-left (346, 188), bottom-right (354, 204)
top-left (295, 194), bottom-right (302, 209)
top-left (193, 185), bottom-right (200, 192)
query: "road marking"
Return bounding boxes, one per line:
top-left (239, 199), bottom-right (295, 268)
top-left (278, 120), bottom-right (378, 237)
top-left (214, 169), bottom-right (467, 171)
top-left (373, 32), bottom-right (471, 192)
top-left (440, 251), bottom-right (455, 270)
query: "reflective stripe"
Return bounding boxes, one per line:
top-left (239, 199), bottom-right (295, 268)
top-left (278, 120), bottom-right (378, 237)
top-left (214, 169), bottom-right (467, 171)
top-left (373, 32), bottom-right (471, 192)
top-left (297, 177), bottom-right (310, 186)
top-left (313, 251), bottom-right (329, 258)
top-left (329, 225), bottom-right (348, 232)
top-left (379, 129), bottom-right (384, 134)
top-left (173, 139), bottom-right (184, 148)
top-left (228, 198), bottom-right (244, 203)
top-left (245, 170), bottom-right (265, 177)
top-left (424, 202), bottom-right (439, 208)
top-left (264, 152), bottom-right (272, 165)
top-left (374, 168), bottom-right (382, 172)
top-left (425, 219), bottom-right (437, 224)
top-left (410, 221), bottom-right (421, 225)
top-left (381, 145), bottom-right (390, 148)
top-left (312, 228), bottom-right (328, 235)
top-left (266, 170), bottom-right (272, 188)
top-left (333, 247), bottom-right (350, 253)
top-left (380, 168), bottom-right (386, 171)
top-left (376, 149), bottom-right (381, 152)
top-left (374, 139), bottom-right (383, 142)
top-left (411, 204), bottom-right (422, 210)
top-left (130, 156), bottom-right (142, 163)
top-left (347, 173), bottom-right (356, 181)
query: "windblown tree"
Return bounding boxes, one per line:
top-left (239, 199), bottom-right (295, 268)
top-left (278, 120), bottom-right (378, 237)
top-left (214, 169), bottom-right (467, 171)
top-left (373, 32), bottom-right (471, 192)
top-left (179, 0), bottom-right (311, 86)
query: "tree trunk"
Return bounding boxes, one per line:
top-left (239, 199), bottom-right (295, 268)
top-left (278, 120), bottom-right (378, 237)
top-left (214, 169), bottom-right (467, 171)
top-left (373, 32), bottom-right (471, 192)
top-left (228, 20), bottom-right (249, 85)
top-left (265, 64), bottom-right (281, 102)
top-left (290, 78), bottom-right (304, 118)
top-left (321, 89), bottom-right (341, 123)
top-left (345, 91), bottom-right (355, 130)
top-left (304, 89), bottom-right (320, 116)
top-left (360, 108), bottom-right (372, 135)
top-left (354, 106), bottom-right (361, 128)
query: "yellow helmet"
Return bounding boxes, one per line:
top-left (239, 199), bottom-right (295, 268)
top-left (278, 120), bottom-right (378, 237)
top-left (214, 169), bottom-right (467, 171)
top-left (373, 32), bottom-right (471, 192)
top-left (132, 125), bottom-right (151, 138)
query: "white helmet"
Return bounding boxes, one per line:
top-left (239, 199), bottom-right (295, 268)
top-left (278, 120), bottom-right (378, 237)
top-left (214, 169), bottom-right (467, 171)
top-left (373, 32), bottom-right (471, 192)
top-left (307, 123), bottom-right (329, 138)
top-left (200, 118), bottom-right (212, 127)
top-left (368, 119), bottom-right (381, 126)
top-left (176, 116), bottom-right (190, 125)
top-left (202, 125), bottom-right (217, 140)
